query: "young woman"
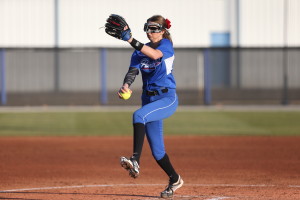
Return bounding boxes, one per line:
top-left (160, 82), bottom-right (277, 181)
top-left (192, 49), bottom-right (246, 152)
top-left (117, 15), bottom-right (183, 198)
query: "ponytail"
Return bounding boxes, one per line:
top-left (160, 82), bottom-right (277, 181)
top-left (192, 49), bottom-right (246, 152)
top-left (147, 15), bottom-right (173, 44)
top-left (163, 31), bottom-right (173, 44)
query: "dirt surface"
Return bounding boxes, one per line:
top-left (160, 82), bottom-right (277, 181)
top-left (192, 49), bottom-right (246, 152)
top-left (1, 136), bottom-right (300, 199)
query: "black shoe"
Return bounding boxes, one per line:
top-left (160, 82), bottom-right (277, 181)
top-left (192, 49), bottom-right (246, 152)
top-left (161, 175), bottom-right (184, 198)
top-left (120, 156), bottom-right (140, 178)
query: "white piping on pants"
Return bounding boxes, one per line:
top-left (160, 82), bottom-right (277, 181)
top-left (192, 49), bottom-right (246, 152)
top-left (142, 94), bottom-right (177, 124)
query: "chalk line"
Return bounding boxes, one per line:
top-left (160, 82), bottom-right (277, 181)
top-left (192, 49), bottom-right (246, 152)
top-left (1, 183), bottom-right (299, 193)
top-left (205, 198), bottom-right (230, 200)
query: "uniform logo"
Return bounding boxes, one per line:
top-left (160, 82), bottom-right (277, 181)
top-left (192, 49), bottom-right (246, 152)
top-left (140, 58), bottom-right (161, 72)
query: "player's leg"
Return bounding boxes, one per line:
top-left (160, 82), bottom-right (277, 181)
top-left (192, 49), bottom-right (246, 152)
top-left (130, 94), bottom-right (150, 164)
top-left (130, 94), bottom-right (177, 163)
top-left (134, 93), bottom-right (178, 124)
top-left (121, 93), bottom-right (178, 179)
top-left (145, 120), bottom-right (183, 198)
top-left (120, 95), bottom-right (150, 178)
top-left (145, 120), bottom-right (165, 160)
top-left (145, 120), bottom-right (179, 182)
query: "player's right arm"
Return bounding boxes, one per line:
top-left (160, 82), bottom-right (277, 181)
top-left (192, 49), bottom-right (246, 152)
top-left (117, 67), bottom-right (138, 98)
top-left (123, 67), bottom-right (139, 87)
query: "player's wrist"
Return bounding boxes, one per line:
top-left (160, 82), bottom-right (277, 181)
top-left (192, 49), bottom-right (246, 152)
top-left (127, 37), bottom-right (133, 43)
top-left (123, 83), bottom-right (130, 89)
top-left (130, 38), bottom-right (144, 51)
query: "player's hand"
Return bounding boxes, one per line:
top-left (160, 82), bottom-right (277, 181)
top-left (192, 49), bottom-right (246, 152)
top-left (121, 26), bottom-right (132, 41)
top-left (117, 84), bottom-right (132, 99)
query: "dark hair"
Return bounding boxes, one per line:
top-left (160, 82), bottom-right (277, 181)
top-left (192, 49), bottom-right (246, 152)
top-left (147, 15), bottom-right (173, 44)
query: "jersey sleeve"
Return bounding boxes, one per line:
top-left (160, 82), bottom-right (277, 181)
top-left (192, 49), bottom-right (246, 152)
top-left (157, 39), bottom-right (174, 59)
top-left (129, 50), bottom-right (141, 69)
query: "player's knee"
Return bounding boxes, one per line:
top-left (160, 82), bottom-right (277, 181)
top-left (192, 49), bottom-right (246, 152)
top-left (152, 149), bottom-right (165, 161)
top-left (133, 110), bottom-right (144, 124)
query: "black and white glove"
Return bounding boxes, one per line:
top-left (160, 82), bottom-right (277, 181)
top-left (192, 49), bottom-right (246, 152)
top-left (105, 14), bottom-right (132, 41)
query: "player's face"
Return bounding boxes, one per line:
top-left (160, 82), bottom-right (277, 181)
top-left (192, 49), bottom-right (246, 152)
top-left (144, 21), bottom-right (163, 33)
top-left (146, 26), bottom-right (164, 42)
top-left (144, 21), bottom-right (164, 42)
top-left (147, 30), bottom-right (164, 42)
top-left (145, 26), bottom-right (161, 33)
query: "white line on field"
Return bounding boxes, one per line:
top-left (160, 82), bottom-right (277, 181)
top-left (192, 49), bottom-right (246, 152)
top-left (0, 184), bottom-right (137, 193)
top-left (289, 185), bottom-right (300, 188)
top-left (205, 198), bottom-right (230, 200)
top-left (176, 195), bottom-right (230, 200)
top-left (1, 183), bottom-right (299, 193)
top-left (187, 183), bottom-right (300, 188)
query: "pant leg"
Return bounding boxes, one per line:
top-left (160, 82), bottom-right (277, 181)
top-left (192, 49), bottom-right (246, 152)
top-left (132, 91), bottom-right (178, 161)
top-left (133, 93), bottom-right (178, 124)
top-left (145, 120), bottom-right (165, 160)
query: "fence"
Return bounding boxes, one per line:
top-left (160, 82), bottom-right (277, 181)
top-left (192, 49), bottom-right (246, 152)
top-left (0, 48), bottom-right (299, 106)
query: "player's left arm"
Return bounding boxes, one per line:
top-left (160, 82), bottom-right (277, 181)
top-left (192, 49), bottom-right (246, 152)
top-left (127, 38), bottom-right (163, 60)
top-left (104, 14), bottom-right (163, 60)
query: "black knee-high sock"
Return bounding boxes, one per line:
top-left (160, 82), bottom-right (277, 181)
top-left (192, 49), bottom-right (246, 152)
top-left (132, 123), bottom-right (145, 164)
top-left (156, 153), bottom-right (179, 183)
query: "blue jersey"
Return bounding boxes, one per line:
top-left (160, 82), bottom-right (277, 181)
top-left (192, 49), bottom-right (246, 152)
top-left (129, 38), bottom-right (176, 91)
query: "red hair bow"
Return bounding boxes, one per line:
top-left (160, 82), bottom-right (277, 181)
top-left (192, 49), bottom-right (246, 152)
top-left (165, 18), bottom-right (171, 29)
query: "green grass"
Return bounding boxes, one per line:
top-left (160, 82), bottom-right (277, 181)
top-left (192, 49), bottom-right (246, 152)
top-left (165, 111), bottom-right (300, 135)
top-left (0, 111), bottom-right (300, 136)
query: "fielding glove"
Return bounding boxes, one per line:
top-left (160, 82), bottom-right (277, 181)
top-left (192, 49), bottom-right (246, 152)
top-left (105, 14), bottom-right (132, 41)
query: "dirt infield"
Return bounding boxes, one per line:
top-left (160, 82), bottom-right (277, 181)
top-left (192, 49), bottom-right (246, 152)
top-left (1, 136), bottom-right (300, 199)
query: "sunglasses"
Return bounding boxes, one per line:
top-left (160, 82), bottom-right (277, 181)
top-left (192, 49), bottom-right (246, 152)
top-left (144, 22), bottom-right (163, 33)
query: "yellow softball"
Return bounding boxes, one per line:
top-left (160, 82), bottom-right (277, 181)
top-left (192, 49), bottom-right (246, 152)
top-left (120, 89), bottom-right (132, 100)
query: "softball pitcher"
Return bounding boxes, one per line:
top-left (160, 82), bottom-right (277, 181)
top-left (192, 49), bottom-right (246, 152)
top-left (105, 14), bottom-right (183, 198)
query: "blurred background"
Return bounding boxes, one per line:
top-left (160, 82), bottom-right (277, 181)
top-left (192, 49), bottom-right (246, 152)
top-left (0, 0), bottom-right (299, 106)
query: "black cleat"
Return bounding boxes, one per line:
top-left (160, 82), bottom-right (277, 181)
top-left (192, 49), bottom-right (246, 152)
top-left (120, 156), bottom-right (140, 178)
top-left (161, 175), bottom-right (184, 198)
